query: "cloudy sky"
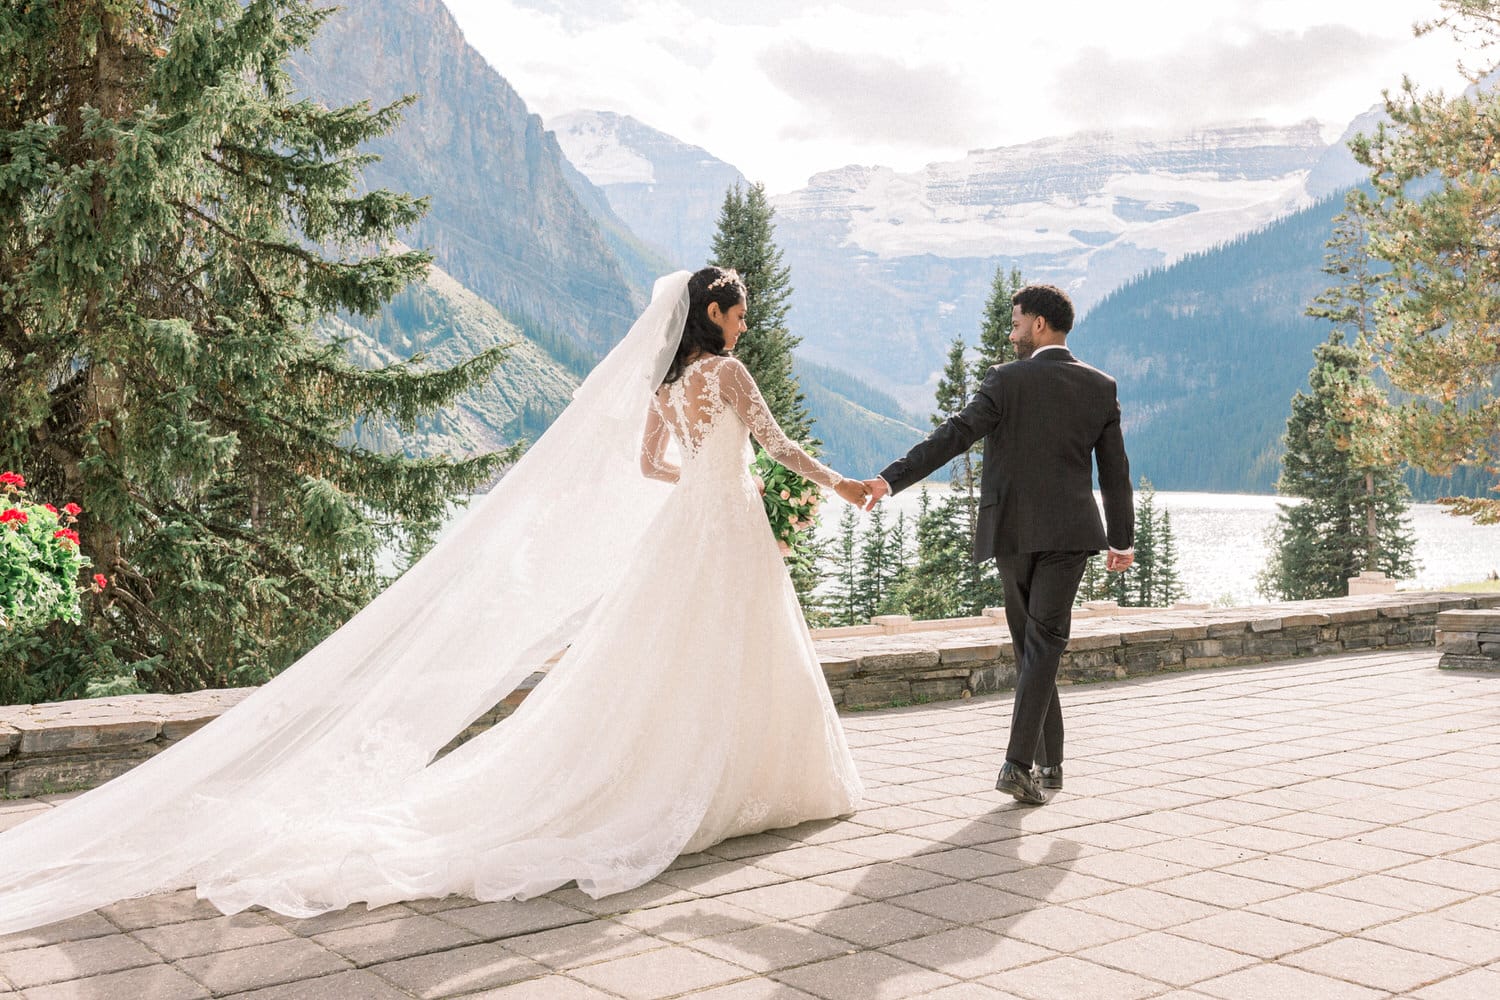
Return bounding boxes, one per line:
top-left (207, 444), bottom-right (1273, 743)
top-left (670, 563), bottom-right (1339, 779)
top-left (443, 0), bottom-right (1476, 193)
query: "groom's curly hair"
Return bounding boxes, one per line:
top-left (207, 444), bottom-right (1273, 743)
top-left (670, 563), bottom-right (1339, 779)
top-left (1012, 284), bottom-right (1074, 334)
top-left (662, 267), bottom-right (748, 385)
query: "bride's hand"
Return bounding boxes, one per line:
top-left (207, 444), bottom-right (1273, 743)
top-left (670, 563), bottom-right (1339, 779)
top-left (834, 479), bottom-right (870, 507)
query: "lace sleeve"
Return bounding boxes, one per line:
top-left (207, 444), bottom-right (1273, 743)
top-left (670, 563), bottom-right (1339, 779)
top-left (717, 358), bottom-right (844, 490)
top-left (640, 396), bottom-right (680, 484)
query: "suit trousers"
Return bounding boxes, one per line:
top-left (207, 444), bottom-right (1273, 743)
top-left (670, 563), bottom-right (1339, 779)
top-left (993, 550), bottom-right (1091, 770)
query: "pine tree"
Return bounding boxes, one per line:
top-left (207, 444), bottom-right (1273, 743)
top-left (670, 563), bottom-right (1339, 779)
top-left (855, 503), bottom-right (900, 621)
top-left (893, 488), bottom-right (967, 620)
top-left (709, 183), bottom-right (811, 442)
top-left (0, 1), bottom-right (508, 701)
top-left (709, 182), bottom-right (823, 605)
top-left (1075, 556), bottom-right (1112, 605)
top-left (975, 265), bottom-right (1023, 376)
top-left (1259, 333), bottom-right (1419, 600)
top-left (825, 504), bottom-right (861, 627)
top-left (1348, 3), bottom-right (1500, 522)
top-left (1155, 510), bottom-right (1185, 606)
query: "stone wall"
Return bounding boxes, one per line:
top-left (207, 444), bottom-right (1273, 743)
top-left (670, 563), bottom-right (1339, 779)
top-left (1436, 608), bottom-right (1500, 671)
top-left (3, 591), bottom-right (1498, 797)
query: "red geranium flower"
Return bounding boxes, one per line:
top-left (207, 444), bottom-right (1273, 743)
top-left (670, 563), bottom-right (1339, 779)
top-left (93, 573), bottom-right (109, 590)
top-left (0, 471), bottom-right (24, 489)
top-left (0, 508), bottom-right (28, 525)
top-left (44, 503), bottom-right (57, 514)
top-left (54, 528), bottom-right (80, 546)
top-left (62, 502), bottom-right (82, 517)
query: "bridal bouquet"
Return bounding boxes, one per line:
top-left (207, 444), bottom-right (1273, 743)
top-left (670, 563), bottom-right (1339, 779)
top-left (0, 471), bottom-right (106, 634)
top-left (751, 450), bottom-right (822, 566)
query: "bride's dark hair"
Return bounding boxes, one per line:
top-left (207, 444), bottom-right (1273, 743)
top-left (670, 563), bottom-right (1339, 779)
top-left (661, 266), bottom-right (747, 385)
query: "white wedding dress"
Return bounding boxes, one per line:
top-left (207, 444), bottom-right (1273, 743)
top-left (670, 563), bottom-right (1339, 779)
top-left (0, 274), bottom-right (862, 931)
top-left (197, 354), bottom-right (864, 914)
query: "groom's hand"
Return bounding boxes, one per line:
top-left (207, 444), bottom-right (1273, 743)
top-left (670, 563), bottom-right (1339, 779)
top-left (1106, 550), bottom-right (1134, 572)
top-left (861, 478), bottom-right (889, 511)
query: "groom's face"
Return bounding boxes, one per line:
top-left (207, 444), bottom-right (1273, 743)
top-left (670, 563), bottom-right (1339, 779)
top-left (1010, 305), bottom-right (1043, 359)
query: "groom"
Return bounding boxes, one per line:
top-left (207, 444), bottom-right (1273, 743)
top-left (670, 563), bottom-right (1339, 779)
top-left (864, 284), bottom-right (1134, 805)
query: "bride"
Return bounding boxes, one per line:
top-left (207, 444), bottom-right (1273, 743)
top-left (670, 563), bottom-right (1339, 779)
top-left (0, 267), bottom-right (868, 933)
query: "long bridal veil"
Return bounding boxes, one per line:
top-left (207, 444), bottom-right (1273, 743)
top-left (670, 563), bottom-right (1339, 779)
top-left (0, 272), bottom-right (694, 935)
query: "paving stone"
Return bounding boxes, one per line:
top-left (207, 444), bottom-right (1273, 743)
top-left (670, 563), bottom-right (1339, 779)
top-left (271, 902), bottom-right (417, 937)
top-left (772, 950), bottom-right (958, 1000)
top-left (1358, 913), bottom-right (1500, 965)
top-left (1409, 967), bottom-right (1500, 1000)
top-left (569, 945), bottom-right (749, 1000)
top-left (16, 963), bottom-right (209, 1000)
top-left (980, 956), bottom-right (1162, 1000)
top-left (501, 919), bottom-right (666, 969)
top-left (0, 933), bottom-right (158, 989)
top-left (1070, 887), bottom-right (1222, 931)
top-left (218, 969), bottom-right (412, 999)
top-left (132, 911), bottom-right (293, 961)
top-left (808, 863), bottom-right (954, 900)
top-left (0, 912), bottom-right (118, 956)
top-left (1170, 909), bottom-right (1337, 959)
top-left (885, 925), bottom-right (1053, 979)
top-left (313, 912), bottom-right (482, 966)
top-left (794, 901), bottom-right (953, 949)
top-left (1151, 870), bottom-right (1293, 908)
top-left (676, 980), bottom-right (821, 1000)
top-left (1194, 963), bottom-right (1387, 1000)
top-left (1077, 931), bottom-right (1255, 987)
top-left (97, 889), bottom-right (224, 931)
top-left (434, 898), bottom-right (592, 940)
top-left (1247, 889), bottom-right (1409, 933)
top-left (985, 906), bottom-right (1140, 952)
top-left (1283, 936), bottom-right (1466, 993)
top-left (687, 922), bottom-right (854, 974)
top-left (612, 897), bottom-right (772, 943)
top-left (368, 941), bottom-right (548, 999)
top-left (456, 977), bottom-right (619, 1000)
top-left (721, 882), bottom-right (858, 922)
top-left (890, 881), bottom-right (1036, 923)
top-left (175, 937), bottom-right (352, 994)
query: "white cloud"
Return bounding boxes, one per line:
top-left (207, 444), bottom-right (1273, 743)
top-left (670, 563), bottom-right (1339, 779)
top-left (440, 0), bottom-right (1477, 194)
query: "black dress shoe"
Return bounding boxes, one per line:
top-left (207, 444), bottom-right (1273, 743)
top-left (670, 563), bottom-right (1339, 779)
top-left (1034, 764), bottom-right (1063, 790)
top-left (996, 761), bottom-right (1048, 805)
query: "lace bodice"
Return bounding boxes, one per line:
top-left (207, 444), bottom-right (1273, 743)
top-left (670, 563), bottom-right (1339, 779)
top-left (641, 355), bottom-right (843, 491)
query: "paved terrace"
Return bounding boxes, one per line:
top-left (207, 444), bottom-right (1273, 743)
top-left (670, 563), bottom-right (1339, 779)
top-left (3, 647), bottom-right (1499, 999)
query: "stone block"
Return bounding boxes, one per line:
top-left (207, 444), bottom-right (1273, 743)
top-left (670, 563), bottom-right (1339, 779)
top-left (1326, 607), bottom-right (1380, 624)
top-left (819, 657), bottom-right (863, 680)
top-left (844, 679), bottom-right (911, 710)
top-left (1184, 656), bottom-right (1230, 671)
top-left (1122, 645), bottom-right (1183, 674)
top-left (968, 665), bottom-right (1016, 695)
top-left (1120, 626), bottom-right (1182, 644)
top-left (1407, 625), bottom-right (1435, 645)
top-left (1244, 637), bottom-right (1299, 658)
top-left (1281, 613), bottom-right (1331, 627)
top-left (0, 724), bottom-right (17, 759)
top-left (859, 649), bottom-right (941, 673)
top-left (937, 643), bottom-right (1003, 665)
top-left (6, 749), bottom-right (157, 797)
top-left (1436, 609), bottom-right (1500, 631)
top-left (1170, 624), bottom-right (1211, 640)
top-left (912, 678), bottom-right (967, 702)
top-left (912, 668), bottom-right (971, 681)
top-left (1248, 617), bottom-right (1283, 633)
top-left (1440, 654), bottom-right (1500, 672)
top-left (1208, 621), bottom-right (1249, 638)
top-left (1182, 639), bottom-right (1223, 659)
top-left (1068, 633), bottom-right (1122, 652)
top-left (12, 717), bottom-right (161, 755)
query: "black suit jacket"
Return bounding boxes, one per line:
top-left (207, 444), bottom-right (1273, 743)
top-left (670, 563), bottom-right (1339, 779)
top-left (879, 348), bottom-right (1133, 561)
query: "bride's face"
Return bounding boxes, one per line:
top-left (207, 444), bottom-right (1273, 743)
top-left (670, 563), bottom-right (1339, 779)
top-left (708, 299), bottom-right (749, 351)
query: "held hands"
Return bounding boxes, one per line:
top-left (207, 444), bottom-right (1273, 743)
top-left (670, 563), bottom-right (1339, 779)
top-left (834, 479), bottom-right (871, 507)
top-left (1106, 550), bottom-right (1135, 572)
top-left (860, 477), bottom-right (889, 512)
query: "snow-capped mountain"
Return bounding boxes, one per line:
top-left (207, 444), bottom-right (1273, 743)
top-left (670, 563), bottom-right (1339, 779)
top-left (550, 111), bottom-right (746, 269)
top-left (550, 110), bottom-right (1378, 410)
